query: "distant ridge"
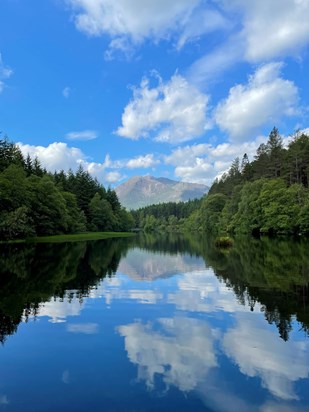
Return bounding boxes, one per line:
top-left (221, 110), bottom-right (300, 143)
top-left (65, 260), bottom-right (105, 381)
top-left (115, 175), bottom-right (208, 210)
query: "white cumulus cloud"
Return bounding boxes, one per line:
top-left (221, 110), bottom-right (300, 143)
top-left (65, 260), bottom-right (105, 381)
top-left (105, 171), bottom-right (122, 183)
top-left (214, 62), bottom-right (299, 141)
top-left (165, 136), bottom-right (268, 185)
top-left (116, 73), bottom-right (210, 144)
top-left (66, 0), bottom-right (228, 55)
top-left (229, 0), bottom-right (309, 62)
top-left (17, 141), bottom-right (160, 185)
top-left (126, 154), bottom-right (159, 169)
top-left (18, 142), bottom-right (87, 172)
top-left (188, 0), bottom-right (309, 85)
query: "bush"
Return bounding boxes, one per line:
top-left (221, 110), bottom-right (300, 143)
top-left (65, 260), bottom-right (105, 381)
top-left (215, 236), bottom-right (233, 248)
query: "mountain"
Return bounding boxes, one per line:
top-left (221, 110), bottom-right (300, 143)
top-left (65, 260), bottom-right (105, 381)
top-left (115, 175), bottom-right (209, 210)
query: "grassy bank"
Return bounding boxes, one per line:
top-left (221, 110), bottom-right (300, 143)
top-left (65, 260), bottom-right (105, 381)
top-left (2, 232), bottom-right (135, 244)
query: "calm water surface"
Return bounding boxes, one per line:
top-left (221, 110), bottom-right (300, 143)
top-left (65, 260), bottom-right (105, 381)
top-left (0, 234), bottom-right (308, 411)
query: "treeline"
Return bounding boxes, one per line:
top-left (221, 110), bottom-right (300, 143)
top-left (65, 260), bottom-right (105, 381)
top-left (131, 198), bottom-right (202, 232)
top-left (190, 127), bottom-right (309, 235)
top-left (0, 138), bottom-right (134, 240)
top-left (135, 128), bottom-right (309, 235)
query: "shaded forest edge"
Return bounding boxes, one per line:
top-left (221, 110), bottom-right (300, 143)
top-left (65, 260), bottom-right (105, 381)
top-left (0, 137), bottom-right (135, 240)
top-left (132, 128), bottom-right (309, 236)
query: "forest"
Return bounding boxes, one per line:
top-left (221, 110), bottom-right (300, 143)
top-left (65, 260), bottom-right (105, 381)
top-left (134, 128), bottom-right (309, 235)
top-left (1, 127), bottom-right (309, 240)
top-left (0, 137), bottom-right (134, 240)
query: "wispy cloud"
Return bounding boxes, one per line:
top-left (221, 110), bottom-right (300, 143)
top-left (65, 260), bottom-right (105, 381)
top-left (0, 395), bottom-right (9, 405)
top-left (230, 0), bottom-right (309, 62)
top-left (67, 323), bottom-right (99, 334)
top-left (62, 86), bottom-right (71, 98)
top-left (0, 53), bottom-right (13, 93)
top-left (65, 130), bottom-right (98, 140)
top-left (187, 35), bottom-right (244, 86)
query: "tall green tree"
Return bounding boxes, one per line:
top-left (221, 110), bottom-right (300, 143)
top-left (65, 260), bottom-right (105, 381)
top-left (89, 193), bottom-right (116, 231)
top-left (0, 138), bottom-right (25, 172)
top-left (286, 132), bottom-right (309, 187)
top-left (28, 175), bottom-right (69, 235)
top-left (267, 127), bottom-right (285, 178)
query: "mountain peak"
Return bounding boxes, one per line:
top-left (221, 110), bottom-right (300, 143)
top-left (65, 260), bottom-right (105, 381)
top-left (115, 175), bottom-right (208, 210)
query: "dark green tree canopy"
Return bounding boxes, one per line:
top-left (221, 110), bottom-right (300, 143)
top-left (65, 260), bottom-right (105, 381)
top-left (0, 138), bottom-right (133, 240)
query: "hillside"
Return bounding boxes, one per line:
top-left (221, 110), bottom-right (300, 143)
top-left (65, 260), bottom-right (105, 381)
top-left (115, 175), bottom-right (208, 210)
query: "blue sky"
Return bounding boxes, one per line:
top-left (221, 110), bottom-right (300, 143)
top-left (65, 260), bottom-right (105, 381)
top-left (0, 0), bottom-right (308, 186)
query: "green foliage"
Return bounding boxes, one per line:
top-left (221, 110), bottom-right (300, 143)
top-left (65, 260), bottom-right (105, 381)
top-left (28, 175), bottom-right (69, 235)
top-left (214, 236), bottom-right (233, 248)
top-left (0, 137), bottom-right (25, 172)
top-left (131, 129), bottom-right (309, 236)
top-left (89, 193), bottom-right (116, 231)
top-left (131, 198), bottom-right (203, 232)
top-left (0, 206), bottom-right (35, 240)
top-left (199, 193), bottom-right (227, 233)
top-left (232, 180), bottom-right (265, 234)
top-left (0, 137), bottom-right (134, 240)
top-left (286, 131), bottom-right (309, 186)
top-left (0, 164), bottom-right (29, 211)
top-left (298, 198), bottom-right (309, 234)
top-left (258, 180), bottom-right (303, 234)
top-left (2, 128), bottom-right (308, 239)
top-left (193, 128), bottom-right (309, 236)
top-left (61, 191), bottom-right (87, 233)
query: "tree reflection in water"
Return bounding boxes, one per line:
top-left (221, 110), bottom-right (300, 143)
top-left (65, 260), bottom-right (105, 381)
top-left (0, 233), bottom-right (308, 343)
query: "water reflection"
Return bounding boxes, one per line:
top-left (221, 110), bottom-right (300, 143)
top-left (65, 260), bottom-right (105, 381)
top-left (89, 276), bottom-right (163, 305)
top-left (0, 395), bottom-right (9, 406)
top-left (168, 268), bottom-right (250, 313)
top-left (222, 313), bottom-right (309, 400)
top-left (38, 296), bottom-right (83, 323)
top-left (118, 248), bottom-right (204, 280)
top-left (0, 238), bottom-right (130, 342)
top-left (0, 233), bottom-right (308, 411)
top-left (66, 323), bottom-right (99, 334)
top-left (118, 317), bottom-right (217, 392)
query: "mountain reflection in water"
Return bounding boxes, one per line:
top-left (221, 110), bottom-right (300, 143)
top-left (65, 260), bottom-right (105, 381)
top-left (0, 233), bottom-right (308, 412)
